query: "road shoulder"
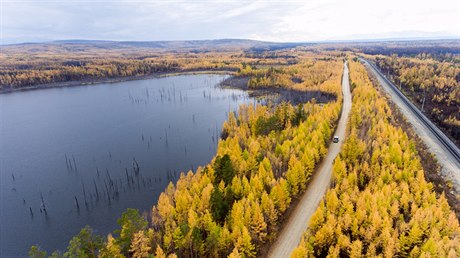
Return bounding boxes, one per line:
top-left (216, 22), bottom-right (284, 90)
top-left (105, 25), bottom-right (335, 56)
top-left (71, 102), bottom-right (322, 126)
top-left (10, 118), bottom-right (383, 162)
top-left (362, 59), bottom-right (460, 218)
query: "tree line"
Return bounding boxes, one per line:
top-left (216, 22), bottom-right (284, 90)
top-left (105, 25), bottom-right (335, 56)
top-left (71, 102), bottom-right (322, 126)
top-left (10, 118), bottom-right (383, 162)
top-left (238, 58), bottom-right (343, 96)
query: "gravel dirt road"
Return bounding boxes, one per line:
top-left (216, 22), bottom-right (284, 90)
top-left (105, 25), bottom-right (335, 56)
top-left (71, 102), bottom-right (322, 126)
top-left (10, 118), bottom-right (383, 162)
top-left (267, 61), bottom-right (352, 258)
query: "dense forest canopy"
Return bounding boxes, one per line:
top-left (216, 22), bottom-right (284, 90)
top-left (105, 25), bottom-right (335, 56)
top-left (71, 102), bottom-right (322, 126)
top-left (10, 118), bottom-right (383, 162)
top-left (293, 60), bottom-right (459, 257)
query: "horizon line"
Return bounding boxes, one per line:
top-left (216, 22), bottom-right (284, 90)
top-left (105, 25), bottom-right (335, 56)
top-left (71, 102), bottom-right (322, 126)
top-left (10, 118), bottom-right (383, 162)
top-left (2, 36), bottom-right (460, 46)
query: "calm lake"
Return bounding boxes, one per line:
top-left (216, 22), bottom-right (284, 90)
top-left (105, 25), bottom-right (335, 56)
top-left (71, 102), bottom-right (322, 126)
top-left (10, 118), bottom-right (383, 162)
top-left (0, 74), bottom-right (257, 256)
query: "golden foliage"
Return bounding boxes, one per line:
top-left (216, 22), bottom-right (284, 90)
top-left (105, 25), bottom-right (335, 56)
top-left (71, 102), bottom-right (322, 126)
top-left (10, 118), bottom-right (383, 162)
top-left (293, 60), bottom-right (460, 257)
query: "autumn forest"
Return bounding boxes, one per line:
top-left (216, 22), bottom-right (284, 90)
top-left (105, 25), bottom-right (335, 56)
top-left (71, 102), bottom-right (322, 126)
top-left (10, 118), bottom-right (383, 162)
top-left (1, 39), bottom-right (459, 258)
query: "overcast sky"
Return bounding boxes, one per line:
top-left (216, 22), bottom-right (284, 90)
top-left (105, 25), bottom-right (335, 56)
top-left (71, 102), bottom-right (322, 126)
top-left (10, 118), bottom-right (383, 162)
top-left (1, 0), bottom-right (459, 44)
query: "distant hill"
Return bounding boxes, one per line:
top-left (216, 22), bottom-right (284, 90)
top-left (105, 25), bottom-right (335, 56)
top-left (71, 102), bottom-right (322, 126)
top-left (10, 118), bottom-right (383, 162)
top-left (2, 38), bottom-right (459, 56)
top-left (2, 39), bottom-right (308, 53)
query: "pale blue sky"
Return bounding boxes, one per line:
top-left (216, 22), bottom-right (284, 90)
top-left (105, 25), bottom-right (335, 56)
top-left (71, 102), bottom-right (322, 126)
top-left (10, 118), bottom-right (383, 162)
top-left (1, 0), bottom-right (459, 44)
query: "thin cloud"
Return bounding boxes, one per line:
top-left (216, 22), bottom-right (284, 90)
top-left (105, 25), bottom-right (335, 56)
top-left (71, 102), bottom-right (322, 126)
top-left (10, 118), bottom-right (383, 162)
top-left (1, 0), bottom-right (458, 44)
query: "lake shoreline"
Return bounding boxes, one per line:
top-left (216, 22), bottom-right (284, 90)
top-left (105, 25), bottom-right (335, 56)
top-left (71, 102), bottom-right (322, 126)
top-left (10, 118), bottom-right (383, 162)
top-left (1, 73), bottom-right (250, 256)
top-left (1, 71), bottom-right (338, 106)
top-left (0, 70), bottom-right (236, 94)
top-left (220, 76), bottom-right (338, 105)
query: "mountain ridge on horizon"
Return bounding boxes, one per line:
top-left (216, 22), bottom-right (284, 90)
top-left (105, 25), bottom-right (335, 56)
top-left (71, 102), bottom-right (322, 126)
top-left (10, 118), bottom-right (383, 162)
top-left (3, 36), bottom-right (460, 47)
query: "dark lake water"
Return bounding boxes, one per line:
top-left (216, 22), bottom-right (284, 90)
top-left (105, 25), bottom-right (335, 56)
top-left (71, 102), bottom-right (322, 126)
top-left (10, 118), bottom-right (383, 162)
top-left (0, 74), bottom-right (257, 257)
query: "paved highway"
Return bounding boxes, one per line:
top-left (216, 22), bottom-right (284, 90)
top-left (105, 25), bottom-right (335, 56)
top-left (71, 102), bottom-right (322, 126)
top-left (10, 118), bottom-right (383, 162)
top-left (361, 58), bottom-right (460, 191)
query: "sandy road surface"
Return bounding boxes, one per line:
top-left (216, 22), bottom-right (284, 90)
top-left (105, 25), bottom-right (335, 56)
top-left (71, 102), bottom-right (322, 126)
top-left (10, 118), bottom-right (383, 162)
top-left (361, 59), bottom-right (460, 192)
top-left (267, 61), bottom-right (352, 258)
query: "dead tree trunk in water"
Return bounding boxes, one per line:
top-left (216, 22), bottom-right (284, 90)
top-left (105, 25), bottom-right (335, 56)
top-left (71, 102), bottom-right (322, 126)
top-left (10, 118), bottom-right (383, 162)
top-left (40, 191), bottom-right (47, 215)
top-left (82, 183), bottom-right (88, 206)
top-left (74, 196), bottom-right (80, 209)
top-left (93, 180), bottom-right (99, 200)
top-left (72, 155), bottom-right (77, 170)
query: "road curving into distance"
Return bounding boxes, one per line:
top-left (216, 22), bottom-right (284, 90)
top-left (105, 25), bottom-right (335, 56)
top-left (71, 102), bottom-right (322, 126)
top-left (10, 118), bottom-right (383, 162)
top-left (267, 61), bottom-right (352, 258)
top-left (360, 58), bottom-right (460, 192)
